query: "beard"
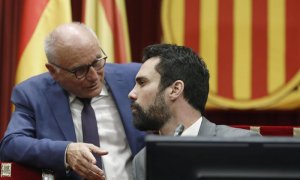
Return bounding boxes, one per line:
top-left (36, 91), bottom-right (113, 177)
top-left (131, 92), bottom-right (171, 131)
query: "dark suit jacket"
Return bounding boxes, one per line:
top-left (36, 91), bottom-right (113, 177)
top-left (0, 63), bottom-right (145, 179)
top-left (132, 117), bottom-right (261, 180)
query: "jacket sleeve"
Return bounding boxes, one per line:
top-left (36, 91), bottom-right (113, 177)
top-left (0, 84), bottom-right (70, 173)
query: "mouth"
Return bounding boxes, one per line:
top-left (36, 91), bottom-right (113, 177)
top-left (130, 104), bottom-right (137, 111)
top-left (131, 103), bottom-right (141, 114)
top-left (132, 108), bottom-right (137, 112)
top-left (88, 83), bottom-right (99, 90)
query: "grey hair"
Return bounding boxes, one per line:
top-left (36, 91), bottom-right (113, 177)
top-left (44, 31), bottom-right (58, 63)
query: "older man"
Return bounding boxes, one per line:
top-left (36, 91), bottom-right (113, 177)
top-left (0, 23), bottom-right (144, 180)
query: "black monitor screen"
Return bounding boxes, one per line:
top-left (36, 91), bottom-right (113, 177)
top-left (146, 135), bottom-right (300, 180)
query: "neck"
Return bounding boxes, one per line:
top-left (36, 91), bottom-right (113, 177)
top-left (159, 119), bottom-right (179, 136)
top-left (159, 104), bottom-right (201, 136)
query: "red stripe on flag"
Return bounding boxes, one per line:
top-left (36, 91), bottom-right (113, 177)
top-left (217, 0), bottom-right (233, 98)
top-left (285, 0), bottom-right (300, 81)
top-left (101, 0), bottom-right (127, 63)
top-left (251, 0), bottom-right (268, 98)
top-left (184, 0), bottom-right (199, 53)
top-left (82, 0), bottom-right (86, 22)
top-left (18, 0), bottom-right (48, 60)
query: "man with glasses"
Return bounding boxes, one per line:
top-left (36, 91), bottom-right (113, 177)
top-left (0, 23), bottom-right (145, 180)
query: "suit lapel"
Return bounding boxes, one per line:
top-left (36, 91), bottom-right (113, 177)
top-left (45, 80), bottom-right (77, 141)
top-left (104, 68), bottom-right (131, 125)
top-left (198, 117), bottom-right (217, 137)
top-left (104, 67), bottom-right (127, 118)
top-left (104, 66), bottom-right (142, 155)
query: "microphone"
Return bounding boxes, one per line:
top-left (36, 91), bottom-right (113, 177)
top-left (173, 124), bottom-right (185, 136)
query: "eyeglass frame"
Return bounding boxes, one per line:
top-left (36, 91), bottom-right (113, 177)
top-left (50, 49), bottom-right (107, 79)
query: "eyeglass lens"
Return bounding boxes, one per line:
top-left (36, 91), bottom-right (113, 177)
top-left (75, 59), bottom-right (105, 79)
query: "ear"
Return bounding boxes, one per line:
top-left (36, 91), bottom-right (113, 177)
top-left (45, 63), bottom-right (58, 79)
top-left (168, 80), bottom-right (184, 100)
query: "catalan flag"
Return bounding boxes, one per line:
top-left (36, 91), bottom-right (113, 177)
top-left (161, 0), bottom-right (300, 110)
top-left (16, 0), bottom-right (71, 84)
top-left (82, 0), bottom-right (131, 63)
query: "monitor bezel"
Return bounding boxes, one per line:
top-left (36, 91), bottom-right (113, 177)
top-left (146, 135), bottom-right (300, 180)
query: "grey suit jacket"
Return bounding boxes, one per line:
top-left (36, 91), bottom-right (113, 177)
top-left (132, 117), bottom-right (261, 180)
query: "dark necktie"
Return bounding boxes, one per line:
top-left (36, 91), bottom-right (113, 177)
top-left (79, 98), bottom-right (103, 168)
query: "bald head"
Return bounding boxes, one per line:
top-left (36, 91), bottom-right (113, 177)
top-left (44, 23), bottom-right (99, 64)
top-left (44, 22), bottom-right (106, 98)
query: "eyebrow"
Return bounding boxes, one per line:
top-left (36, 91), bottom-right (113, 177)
top-left (135, 76), bottom-right (143, 82)
top-left (135, 76), bottom-right (148, 83)
top-left (71, 57), bottom-right (99, 70)
top-left (70, 63), bottom-right (88, 71)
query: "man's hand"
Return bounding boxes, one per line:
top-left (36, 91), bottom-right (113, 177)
top-left (66, 142), bottom-right (108, 180)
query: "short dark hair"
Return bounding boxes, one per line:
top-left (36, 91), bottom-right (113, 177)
top-left (142, 44), bottom-right (210, 114)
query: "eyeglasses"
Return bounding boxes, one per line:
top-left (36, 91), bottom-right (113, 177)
top-left (51, 50), bottom-right (107, 79)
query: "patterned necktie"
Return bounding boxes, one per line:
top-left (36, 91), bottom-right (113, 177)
top-left (79, 98), bottom-right (103, 168)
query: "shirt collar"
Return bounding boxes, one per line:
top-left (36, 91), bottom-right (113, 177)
top-left (181, 116), bottom-right (203, 136)
top-left (69, 82), bottom-right (109, 104)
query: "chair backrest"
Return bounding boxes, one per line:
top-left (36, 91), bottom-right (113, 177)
top-left (232, 125), bottom-right (300, 136)
top-left (0, 162), bottom-right (41, 180)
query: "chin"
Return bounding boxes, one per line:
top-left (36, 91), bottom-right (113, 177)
top-left (79, 89), bottom-right (100, 98)
top-left (90, 88), bottom-right (101, 97)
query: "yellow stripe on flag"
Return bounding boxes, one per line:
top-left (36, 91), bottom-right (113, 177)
top-left (200, 0), bottom-right (218, 93)
top-left (233, 0), bottom-right (252, 99)
top-left (85, 0), bottom-right (116, 62)
top-left (84, 0), bottom-right (98, 30)
top-left (84, 0), bottom-right (131, 63)
top-left (268, 0), bottom-right (286, 92)
top-left (161, 0), bottom-right (185, 44)
top-left (16, 0), bottom-right (71, 84)
top-left (115, 0), bottom-right (131, 62)
top-left (161, 0), bottom-right (300, 110)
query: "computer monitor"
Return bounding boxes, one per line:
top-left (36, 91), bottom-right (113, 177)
top-left (146, 135), bottom-right (300, 180)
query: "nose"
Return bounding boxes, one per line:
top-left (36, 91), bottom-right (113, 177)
top-left (85, 66), bottom-right (99, 81)
top-left (128, 87), bottom-right (137, 101)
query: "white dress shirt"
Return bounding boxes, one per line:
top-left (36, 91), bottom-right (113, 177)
top-left (181, 117), bottom-right (203, 136)
top-left (69, 84), bottom-right (133, 180)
